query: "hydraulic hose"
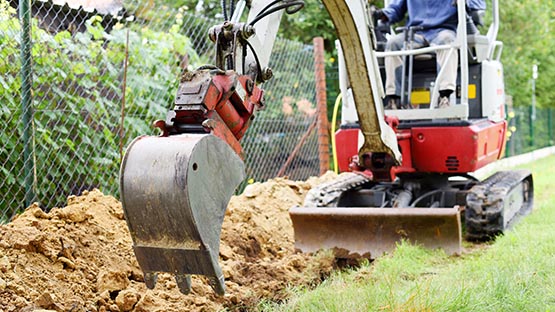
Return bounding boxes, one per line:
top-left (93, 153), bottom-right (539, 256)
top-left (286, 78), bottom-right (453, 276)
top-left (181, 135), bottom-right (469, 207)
top-left (331, 93), bottom-right (342, 174)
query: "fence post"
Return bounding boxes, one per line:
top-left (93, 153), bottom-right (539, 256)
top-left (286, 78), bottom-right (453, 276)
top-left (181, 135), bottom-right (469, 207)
top-left (19, 0), bottom-right (37, 207)
top-left (314, 37), bottom-right (330, 175)
top-left (549, 108), bottom-right (553, 145)
top-left (529, 105), bottom-right (534, 149)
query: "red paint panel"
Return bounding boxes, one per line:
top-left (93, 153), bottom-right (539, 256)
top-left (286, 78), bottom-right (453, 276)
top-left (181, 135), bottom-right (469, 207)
top-left (393, 129), bottom-right (415, 176)
top-left (335, 128), bottom-right (359, 172)
top-left (410, 120), bottom-right (507, 173)
top-left (334, 120), bottom-right (507, 176)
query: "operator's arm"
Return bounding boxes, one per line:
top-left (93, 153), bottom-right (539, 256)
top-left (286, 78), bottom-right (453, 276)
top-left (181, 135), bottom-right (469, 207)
top-left (380, 0), bottom-right (407, 24)
top-left (466, 0), bottom-right (486, 27)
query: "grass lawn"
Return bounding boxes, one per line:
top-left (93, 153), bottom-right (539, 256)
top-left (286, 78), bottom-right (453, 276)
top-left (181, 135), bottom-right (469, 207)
top-left (260, 154), bottom-right (555, 312)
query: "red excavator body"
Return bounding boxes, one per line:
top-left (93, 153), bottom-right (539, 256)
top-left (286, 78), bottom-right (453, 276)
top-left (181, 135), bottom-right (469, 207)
top-left (335, 118), bottom-right (508, 178)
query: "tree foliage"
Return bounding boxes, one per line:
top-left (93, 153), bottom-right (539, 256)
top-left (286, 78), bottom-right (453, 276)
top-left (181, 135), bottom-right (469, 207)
top-left (498, 0), bottom-right (555, 108)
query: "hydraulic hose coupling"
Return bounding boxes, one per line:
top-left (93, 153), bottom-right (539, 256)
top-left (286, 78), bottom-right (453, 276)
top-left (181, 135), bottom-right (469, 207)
top-left (241, 24), bottom-right (255, 40)
top-left (208, 22), bottom-right (255, 43)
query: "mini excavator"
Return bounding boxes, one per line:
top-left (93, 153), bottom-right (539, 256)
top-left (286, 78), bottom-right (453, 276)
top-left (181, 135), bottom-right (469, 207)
top-left (120, 0), bottom-right (533, 295)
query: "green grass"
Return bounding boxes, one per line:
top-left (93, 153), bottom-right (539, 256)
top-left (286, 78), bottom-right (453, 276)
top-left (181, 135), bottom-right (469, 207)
top-left (260, 154), bottom-right (555, 312)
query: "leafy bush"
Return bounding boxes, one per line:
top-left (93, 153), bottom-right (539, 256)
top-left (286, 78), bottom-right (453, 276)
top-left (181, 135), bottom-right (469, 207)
top-left (0, 0), bottom-right (200, 215)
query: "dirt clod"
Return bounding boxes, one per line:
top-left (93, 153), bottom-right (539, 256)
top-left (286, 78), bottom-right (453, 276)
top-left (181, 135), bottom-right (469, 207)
top-left (115, 289), bottom-right (140, 311)
top-left (0, 173), bottom-right (338, 311)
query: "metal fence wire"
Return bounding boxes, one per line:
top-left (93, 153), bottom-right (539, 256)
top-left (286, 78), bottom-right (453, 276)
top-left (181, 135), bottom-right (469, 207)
top-left (0, 0), bottom-right (321, 220)
top-left (506, 106), bottom-right (554, 157)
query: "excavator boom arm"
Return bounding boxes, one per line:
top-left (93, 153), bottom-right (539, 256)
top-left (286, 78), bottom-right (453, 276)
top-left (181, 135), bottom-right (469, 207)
top-left (322, 0), bottom-right (400, 163)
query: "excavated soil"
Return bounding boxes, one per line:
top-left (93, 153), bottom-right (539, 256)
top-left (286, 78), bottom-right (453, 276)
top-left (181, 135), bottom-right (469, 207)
top-left (0, 172), bottom-right (339, 312)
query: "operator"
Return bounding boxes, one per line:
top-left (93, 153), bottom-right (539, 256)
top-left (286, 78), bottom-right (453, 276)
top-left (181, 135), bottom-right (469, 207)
top-left (375, 0), bottom-right (485, 109)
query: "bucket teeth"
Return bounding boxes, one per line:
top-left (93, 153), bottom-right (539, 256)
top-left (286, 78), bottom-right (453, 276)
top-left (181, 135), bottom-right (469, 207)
top-left (209, 276), bottom-right (226, 296)
top-left (175, 274), bottom-right (192, 294)
top-left (144, 272), bottom-right (158, 290)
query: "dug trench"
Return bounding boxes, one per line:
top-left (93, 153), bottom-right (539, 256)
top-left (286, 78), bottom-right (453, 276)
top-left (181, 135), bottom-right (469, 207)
top-left (0, 172), bottom-right (343, 312)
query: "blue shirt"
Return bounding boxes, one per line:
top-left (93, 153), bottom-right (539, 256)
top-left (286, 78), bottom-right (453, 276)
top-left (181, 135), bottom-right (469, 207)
top-left (382, 0), bottom-right (458, 42)
top-left (467, 0), bottom-right (486, 10)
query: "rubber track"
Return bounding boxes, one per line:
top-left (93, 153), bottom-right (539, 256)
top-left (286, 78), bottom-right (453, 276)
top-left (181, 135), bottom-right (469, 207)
top-left (303, 173), bottom-right (371, 207)
top-left (465, 170), bottom-right (533, 241)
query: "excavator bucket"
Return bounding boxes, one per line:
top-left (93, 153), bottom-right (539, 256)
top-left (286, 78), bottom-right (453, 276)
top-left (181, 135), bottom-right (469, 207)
top-left (120, 134), bottom-right (245, 295)
top-left (290, 206), bottom-right (461, 259)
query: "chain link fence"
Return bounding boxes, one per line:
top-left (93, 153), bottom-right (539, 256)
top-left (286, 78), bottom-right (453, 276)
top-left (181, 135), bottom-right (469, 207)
top-left (0, 0), bottom-right (321, 220)
top-left (506, 105), bottom-right (554, 157)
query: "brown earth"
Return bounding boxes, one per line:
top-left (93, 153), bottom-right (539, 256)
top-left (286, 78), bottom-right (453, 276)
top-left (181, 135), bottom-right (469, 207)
top-left (0, 172), bottom-right (339, 312)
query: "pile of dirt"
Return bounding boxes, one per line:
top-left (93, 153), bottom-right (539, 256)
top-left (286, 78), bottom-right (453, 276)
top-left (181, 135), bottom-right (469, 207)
top-left (0, 172), bottom-right (339, 312)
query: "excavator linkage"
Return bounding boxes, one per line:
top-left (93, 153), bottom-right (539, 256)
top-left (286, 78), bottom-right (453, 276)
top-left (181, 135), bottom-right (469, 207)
top-left (120, 134), bottom-right (245, 295)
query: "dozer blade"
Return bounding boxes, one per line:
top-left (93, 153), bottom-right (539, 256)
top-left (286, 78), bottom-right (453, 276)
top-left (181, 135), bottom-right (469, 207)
top-left (289, 206), bottom-right (461, 259)
top-left (120, 133), bottom-right (245, 295)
